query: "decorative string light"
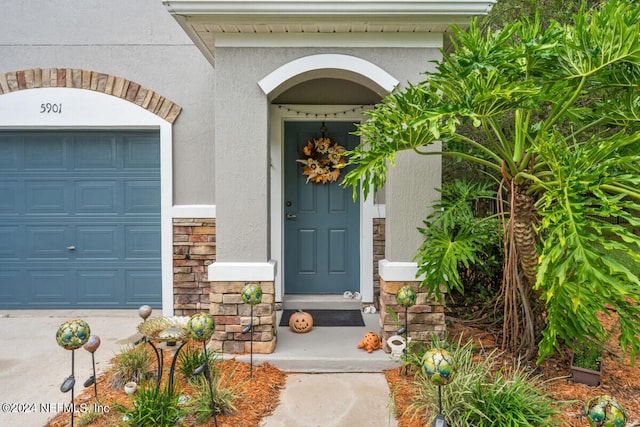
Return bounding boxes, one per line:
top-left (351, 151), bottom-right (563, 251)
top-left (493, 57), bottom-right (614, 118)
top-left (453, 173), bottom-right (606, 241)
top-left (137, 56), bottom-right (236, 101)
top-left (276, 104), bottom-right (369, 117)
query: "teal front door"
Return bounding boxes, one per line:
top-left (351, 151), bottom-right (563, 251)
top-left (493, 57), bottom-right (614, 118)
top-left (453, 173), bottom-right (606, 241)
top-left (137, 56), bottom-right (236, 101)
top-left (284, 121), bottom-right (360, 294)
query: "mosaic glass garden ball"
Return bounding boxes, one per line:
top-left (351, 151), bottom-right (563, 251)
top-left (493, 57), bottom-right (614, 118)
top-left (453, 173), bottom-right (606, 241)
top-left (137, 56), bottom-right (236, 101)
top-left (138, 305), bottom-right (153, 321)
top-left (187, 312), bottom-right (216, 341)
top-left (585, 395), bottom-right (628, 427)
top-left (83, 334), bottom-right (101, 353)
top-left (396, 285), bottom-right (417, 308)
top-left (56, 319), bottom-right (91, 350)
top-left (422, 348), bottom-right (456, 386)
top-left (241, 283), bottom-right (263, 306)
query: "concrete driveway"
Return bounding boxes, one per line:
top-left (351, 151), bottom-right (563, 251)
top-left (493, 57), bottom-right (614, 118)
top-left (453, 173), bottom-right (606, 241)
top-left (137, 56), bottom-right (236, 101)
top-left (0, 309), bottom-right (143, 427)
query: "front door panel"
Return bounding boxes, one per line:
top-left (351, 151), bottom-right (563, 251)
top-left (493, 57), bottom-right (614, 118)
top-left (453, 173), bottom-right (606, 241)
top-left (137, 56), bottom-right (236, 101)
top-left (284, 121), bottom-right (360, 294)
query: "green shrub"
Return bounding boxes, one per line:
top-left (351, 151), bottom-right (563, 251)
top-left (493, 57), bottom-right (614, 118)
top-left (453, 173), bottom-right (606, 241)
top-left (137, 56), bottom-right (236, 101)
top-left (177, 345), bottom-right (216, 382)
top-left (119, 383), bottom-right (183, 427)
top-left (185, 369), bottom-right (246, 423)
top-left (109, 344), bottom-right (155, 389)
top-left (409, 339), bottom-right (563, 426)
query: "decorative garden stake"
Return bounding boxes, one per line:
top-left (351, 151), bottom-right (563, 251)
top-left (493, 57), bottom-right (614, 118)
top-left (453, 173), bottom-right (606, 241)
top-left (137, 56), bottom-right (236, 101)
top-left (134, 305), bottom-right (153, 345)
top-left (584, 395), bottom-right (628, 427)
top-left (56, 319), bottom-right (91, 427)
top-left (396, 285), bottom-right (417, 374)
top-left (137, 315), bottom-right (190, 391)
top-left (82, 334), bottom-right (101, 400)
top-left (187, 312), bottom-right (218, 427)
top-left (138, 304), bottom-right (152, 321)
top-left (241, 283), bottom-right (263, 378)
top-left (422, 348), bottom-right (456, 427)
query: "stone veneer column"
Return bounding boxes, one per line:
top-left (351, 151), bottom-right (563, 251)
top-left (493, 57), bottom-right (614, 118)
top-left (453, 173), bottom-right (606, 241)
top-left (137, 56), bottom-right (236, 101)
top-left (209, 281), bottom-right (276, 354)
top-left (173, 219), bottom-right (216, 315)
top-left (378, 260), bottom-right (446, 352)
top-left (208, 262), bottom-right (277, 354)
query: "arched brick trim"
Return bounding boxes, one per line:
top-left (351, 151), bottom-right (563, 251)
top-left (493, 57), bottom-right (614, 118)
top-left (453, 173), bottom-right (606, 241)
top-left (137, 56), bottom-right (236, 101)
top-left (0, 68), bottom-right (182, 124)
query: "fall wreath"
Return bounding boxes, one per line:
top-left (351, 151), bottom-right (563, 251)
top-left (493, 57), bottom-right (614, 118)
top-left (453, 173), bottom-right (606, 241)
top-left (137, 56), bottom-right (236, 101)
top-left (296, 137), bottom-right (346, 184)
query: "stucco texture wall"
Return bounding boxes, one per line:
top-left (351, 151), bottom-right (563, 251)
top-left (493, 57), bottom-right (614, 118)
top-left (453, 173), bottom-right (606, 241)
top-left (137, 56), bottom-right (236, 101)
top-left (214, 46), bottom-right (441, 262)
top-left (0, 0), bottom-right (216, 206)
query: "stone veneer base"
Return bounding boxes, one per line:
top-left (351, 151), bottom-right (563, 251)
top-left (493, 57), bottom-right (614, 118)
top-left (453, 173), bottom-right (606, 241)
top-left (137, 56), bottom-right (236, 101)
top-left (210, 281), bottom-right (277, 354)
top-left (378, 278), bottom-right (446, 353)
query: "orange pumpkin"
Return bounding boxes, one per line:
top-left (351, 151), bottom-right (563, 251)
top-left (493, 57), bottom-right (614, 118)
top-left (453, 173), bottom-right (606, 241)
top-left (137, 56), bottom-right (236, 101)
top-left (289, 310), bottom-right (313, 333)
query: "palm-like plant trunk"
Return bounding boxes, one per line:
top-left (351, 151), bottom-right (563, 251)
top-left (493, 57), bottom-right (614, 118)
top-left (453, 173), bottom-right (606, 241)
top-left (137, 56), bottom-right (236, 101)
top-left (502, 185), bottom-right (539, 358)
top-left (513, 191), bottom-right (539, 285)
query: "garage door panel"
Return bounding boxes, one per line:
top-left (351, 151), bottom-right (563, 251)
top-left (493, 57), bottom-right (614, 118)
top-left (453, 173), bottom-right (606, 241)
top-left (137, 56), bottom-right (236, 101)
top-left (0, 270), bottom-right (22, 305)
top-left (25, 180), bottom-right (71, 214)
top-left (125, 226), bottom-right (161, 259)
top-left (124, 136), bottom-right (160, 168)
top-left (24, 136), bottom-right (68, 169)
top-left (126, 270), bottom-right (162, 304)
top-left (125, 181), bottom-right (160, 213)
top-left (0, 130), bottom-right (161, 308)
top-left (0, 181), bottom-right (21, 213)
top-left (76, 270), bottom-right (119, 304)
top-left (76, 181), bottom-right (118, 213)
top-left (28, 270), bottom-right (72, 304)
top-left (76, 225), bottom-right (120, 259)
top-left (0, 136), bottom-right (20, 169)
top-left (27, 226), bottom-right (71, 259)
top-left (74, 137), bottom-right (118, 169)
top-left (0, 226), bottom-right (22, 258)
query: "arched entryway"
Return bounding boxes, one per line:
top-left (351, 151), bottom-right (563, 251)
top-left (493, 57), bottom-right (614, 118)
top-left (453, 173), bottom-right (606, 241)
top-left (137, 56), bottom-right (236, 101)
top-left (261, 54), bottom-right (397, 304)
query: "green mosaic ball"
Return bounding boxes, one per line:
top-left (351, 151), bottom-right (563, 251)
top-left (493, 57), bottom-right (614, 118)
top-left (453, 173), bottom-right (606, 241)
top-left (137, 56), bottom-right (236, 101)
top-left (585, 395), bottom-right (627, 427)
top-left (187, 312), bottom-right (216, 341)
top-left (422, 348), bottom-right (456, 386)
top-left (241, 283), bottom-right (263, 306)
top-left (395, 286), bottom-right (417, 308)
top-left (56, 319), bottom-right (91, 350)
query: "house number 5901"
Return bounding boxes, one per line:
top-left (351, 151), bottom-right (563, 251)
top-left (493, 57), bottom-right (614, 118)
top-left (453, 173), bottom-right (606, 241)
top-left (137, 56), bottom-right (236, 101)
top-left (40, 103), bottom-right (62, 114)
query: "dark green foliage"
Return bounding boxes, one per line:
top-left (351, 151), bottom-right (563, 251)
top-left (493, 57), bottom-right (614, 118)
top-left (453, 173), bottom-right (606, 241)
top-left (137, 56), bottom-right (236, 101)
top-left (408, 338), bottom-right (564, 426)
top-left (416, 180), bottom-right (503, 302)
top-left (119, 383), bottom-right (183, 427)
top-left (343, 0), bottom-right (640, 362)
top-left (176, 345), bottom-right (216, 382)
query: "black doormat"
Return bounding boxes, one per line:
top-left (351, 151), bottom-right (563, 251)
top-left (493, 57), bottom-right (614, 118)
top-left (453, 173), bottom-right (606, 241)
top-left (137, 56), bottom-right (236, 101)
top-left (279, 309), bottom-right (365, 327)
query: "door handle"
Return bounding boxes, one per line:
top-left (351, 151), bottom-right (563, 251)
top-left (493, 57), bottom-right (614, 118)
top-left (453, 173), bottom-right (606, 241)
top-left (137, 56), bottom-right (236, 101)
top-left (286, 213), bottom-right (297, 220)
top-left (67, 245), bottom-right (76, 251)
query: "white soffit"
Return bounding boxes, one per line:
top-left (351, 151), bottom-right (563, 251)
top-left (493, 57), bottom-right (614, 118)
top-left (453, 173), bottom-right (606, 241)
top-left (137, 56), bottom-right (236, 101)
top-left (163, 0), bottom-right (496, 65)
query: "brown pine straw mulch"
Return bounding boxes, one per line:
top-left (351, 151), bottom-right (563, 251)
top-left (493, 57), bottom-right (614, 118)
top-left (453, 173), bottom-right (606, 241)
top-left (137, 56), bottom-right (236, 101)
top-left (386, 310), bottom-right (640, 427)
top-left (45, 310), bottom-right (640, 427)
top-left (44, 349), bottom-right (286, 427)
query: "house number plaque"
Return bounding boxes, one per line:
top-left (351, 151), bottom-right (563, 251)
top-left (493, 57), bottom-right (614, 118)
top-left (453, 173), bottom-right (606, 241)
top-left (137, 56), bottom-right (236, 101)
top-left (40, 102), bottom-right (62, 114)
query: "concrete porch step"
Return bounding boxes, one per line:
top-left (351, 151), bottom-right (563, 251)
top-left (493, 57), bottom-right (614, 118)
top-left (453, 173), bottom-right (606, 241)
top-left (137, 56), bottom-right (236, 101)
top-left (284, 294), bottom-right (363, 311)
top-left (229, 312), bottom-right (400, 373)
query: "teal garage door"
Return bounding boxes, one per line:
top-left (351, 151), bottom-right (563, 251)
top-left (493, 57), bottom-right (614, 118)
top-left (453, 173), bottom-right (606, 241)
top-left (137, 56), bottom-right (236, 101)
top-left (0, 130), bottom-right (161, 308)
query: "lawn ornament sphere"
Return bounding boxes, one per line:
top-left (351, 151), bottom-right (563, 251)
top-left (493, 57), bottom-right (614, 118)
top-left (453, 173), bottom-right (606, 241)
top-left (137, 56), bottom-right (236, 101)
top-left (289, 310), bottom-right (313, 333)
top-left (138, 305), bottom-right (153, 321)
top-left (56, 319), bottom-right (91, 350)
top-left (241, 283), bottom-right (263, 306)
top-left (83, 334), bottom-right (101, 353)
top-left (585, 395), bottom-right (628, 427)
top-left (396, 286), bottom-right (417, 308)
top-left (422, 348), bottom-right (456, 386)
top-left (188, 312), bottom-right (216, 341)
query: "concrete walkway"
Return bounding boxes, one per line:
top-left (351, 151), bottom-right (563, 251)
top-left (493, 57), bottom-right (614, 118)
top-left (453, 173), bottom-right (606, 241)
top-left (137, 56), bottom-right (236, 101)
top-left (0, 309), bottom-right (399, 427)
top-left (261, 373), bottom-right (397, 427)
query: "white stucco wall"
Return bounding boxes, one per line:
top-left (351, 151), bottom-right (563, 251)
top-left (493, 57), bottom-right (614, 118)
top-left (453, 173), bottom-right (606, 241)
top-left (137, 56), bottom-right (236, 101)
top-left (0, 0), bottom-right (216, 206)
